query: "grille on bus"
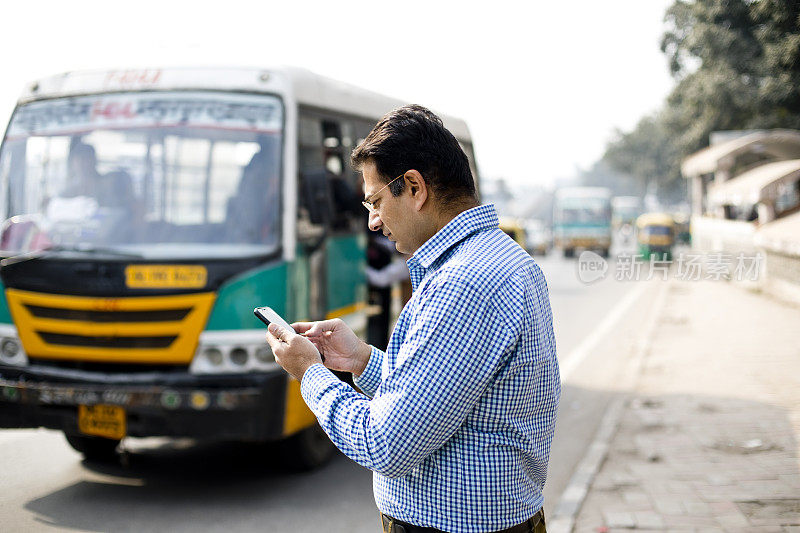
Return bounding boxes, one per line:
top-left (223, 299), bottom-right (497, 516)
top-left (25, 306), bottom-right (191, 323)
top-left (6, 289), bottom-right (216, 365)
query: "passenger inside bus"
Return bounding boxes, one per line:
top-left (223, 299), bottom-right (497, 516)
top-left (226, 136), bottom-right (281, 244)
top-left (328, 171), bottom-right (362, 230)
top-left (44, 142), bottom-right (138, 243)
top-left (62, 143), bottom-right (135, 210)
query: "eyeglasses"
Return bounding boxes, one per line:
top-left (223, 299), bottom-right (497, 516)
top-left (361, 173), bottom-right (405, 213)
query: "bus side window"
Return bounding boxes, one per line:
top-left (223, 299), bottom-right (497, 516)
top-left (297, 115), bottom-right (327, 236)
top-left (297, 113), bottom-right (363, 234)
top-left (322, 119), bottom-right (362, 231)
top-left (322, 120), bottom-right (343, 176)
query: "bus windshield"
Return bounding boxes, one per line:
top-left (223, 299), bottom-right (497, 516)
top-left (0, 91), bottom-right (283, 259)
top-left (556, 197), bottom-right (611, 225)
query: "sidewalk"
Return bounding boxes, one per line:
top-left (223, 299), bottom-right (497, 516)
top-left (572, 278), bottom-right (800, 531)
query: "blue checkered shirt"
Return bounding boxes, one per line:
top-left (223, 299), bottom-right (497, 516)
top-left (301, 204), bottom-right (560, 532)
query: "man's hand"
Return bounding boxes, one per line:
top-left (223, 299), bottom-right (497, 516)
top-left (266, 323), bottom-right (323, 381)
top-left (292, 318), bottom-right (372, 376)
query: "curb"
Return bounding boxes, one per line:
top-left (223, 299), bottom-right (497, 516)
top-left (547, 279), bottom-right (671, 533)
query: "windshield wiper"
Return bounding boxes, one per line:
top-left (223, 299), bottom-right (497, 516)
top-left (0, 244), bottom-right (144, 267)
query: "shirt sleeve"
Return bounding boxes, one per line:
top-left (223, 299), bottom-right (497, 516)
top-left (299, 276), bottom-right (515, 479)
top-left (352, 345), bottom-right (384, 397)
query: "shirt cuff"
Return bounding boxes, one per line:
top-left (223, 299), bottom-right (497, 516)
top-left (353, 345), bottom-right (383, 397)
top-left (299, 363), bottom-right (341, 414)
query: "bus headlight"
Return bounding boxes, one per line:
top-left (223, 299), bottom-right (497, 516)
top-left (0, 326), bottom-right (28, 367)
top-left (190, 330), bottom-right (279, 375)
top-left (1, 338), bottom-right (20, 358)
top-left (203, 347), bottom-right (224, 366)
top-left (230, 347), bottom-right (249, 366)
top-left (254, 346), bottom-right (273, 363)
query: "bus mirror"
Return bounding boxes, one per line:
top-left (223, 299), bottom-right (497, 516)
top-left (301, 170), bottom-right (333, 226)
top-left (0, 215), bottom-right (51, 256)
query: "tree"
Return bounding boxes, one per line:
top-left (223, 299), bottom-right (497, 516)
top-left (599, 0), bottom-right (800, 203)
top-left (750, 0), bottom-right (800, 126)
top-left (602, 113), bottom-right (681, 199)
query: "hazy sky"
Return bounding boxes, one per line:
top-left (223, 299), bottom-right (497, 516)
top-left (1, 0), bottom-right (674, 187)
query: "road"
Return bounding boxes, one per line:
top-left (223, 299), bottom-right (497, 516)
top-left (0, 236), bottom-right (656, 531)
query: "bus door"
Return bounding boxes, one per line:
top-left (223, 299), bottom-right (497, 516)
top-left (297, 112), bottom-right (367, 325)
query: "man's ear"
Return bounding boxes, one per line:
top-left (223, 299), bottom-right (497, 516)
top-left (405, 170), bottom-right (428, 211)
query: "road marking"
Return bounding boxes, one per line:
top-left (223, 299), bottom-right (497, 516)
top-left (0, 429), bottom-right (45, 445)
top-left (558, 280), bottom-right (650, 382)
top-left (549, 279), bottom-right (671, 533)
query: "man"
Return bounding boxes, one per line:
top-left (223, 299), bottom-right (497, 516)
top-left (63, 143), bottom-right (134, 210)
top-left (266, 105), bottom-right (560, 533)
top-left (366, 230), bottom-right (410, 348)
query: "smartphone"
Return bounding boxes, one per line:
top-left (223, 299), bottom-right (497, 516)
top-left (253, 306), bottom-right (295, 333)
top-left (254, 306), bottom-right (324, 362)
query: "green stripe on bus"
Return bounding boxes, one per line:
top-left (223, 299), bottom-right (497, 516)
top-left (205, 262), bottom-right (289, 331)
top-left (0, 281), bottom-right (13, 324)
top-left (326, 234), bottom-right (367, 314)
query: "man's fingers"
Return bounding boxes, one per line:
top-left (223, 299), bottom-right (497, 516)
top-left (268, 323), bottom-right (292, 343)
top-left (291, 322), bottom-right (314, 334)
top-left (264, 330), bottom-right (280, 351)
top-left (296, 321), bottom-right (330, 338)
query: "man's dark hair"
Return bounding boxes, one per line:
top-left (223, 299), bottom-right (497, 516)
top-left (69, 143), bottom-right (97, 164)
top-left (351, 104), bottom-right (476, 207)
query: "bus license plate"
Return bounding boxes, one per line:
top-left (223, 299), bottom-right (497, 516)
top-left (78, 404), bottom-right (126, 440)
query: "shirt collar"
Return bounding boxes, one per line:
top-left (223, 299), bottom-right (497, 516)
top-left (408, 204), bottom-right (499, 272)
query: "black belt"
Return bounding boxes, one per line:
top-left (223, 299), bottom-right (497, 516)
top-left (380, 509), bottom-right (545, 533)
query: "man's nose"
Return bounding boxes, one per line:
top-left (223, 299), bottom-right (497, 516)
top-left (368, 210), bottom-right (382, 232)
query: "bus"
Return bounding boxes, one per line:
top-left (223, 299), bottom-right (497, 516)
top-left (0, 67), bottom-right (479, 467)
top-left (611, 196), bottom-right (642, 230)
top-left (553, 187), bottom-right (612, 258)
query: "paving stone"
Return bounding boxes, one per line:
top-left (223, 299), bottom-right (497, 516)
top-left (715, 512), bottom-right (749, 527)
top-left (652, 498), bottom-right (683, 515)
top-left (611, 472), bottom-right (638, 486)
top-left (705, 473), bottom-right (732, 485)
top-left (621, 490), bottom-right (651, 509)
top-left (779, 473), bottom-right (800, 488)
top-left (683, 500), bottom-right (712, 516)
top-left (633, 511), bottom-right (664, 529)
top-left (661, 515), bottom-right (721, 527)
top-left (707, 501), bottom-right (739, 514)
top-left (603, 511), bottom-right (635, 528)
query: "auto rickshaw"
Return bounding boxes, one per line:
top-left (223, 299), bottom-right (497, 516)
top-left (636, 213), bottom-right (675, 260)
top-left (499, 217), bottom-right (528, 249)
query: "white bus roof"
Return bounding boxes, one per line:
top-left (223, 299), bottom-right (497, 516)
top-left (14, 66), bottom-right (473, 142)
top-left (612, 196), bottom-right (642, 207)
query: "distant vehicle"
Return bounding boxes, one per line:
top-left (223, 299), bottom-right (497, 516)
top-left (524, 219), bottom-right (550, 256)
top-left (553, 187), bottom-right (613, 258)
top-left (499, 217), bottom-right (527, 249)
top-left (636, 213), bottom-right (675, 260)
top-left (0, 66), bottom-right (480, 466)
top-left (672, 212), bottom-right (691, 245)
top-left (612, 196), bottom-right (643, 229)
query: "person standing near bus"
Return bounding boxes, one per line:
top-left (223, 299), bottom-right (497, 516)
top-left (265, 105), bottom-right (560, 533)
